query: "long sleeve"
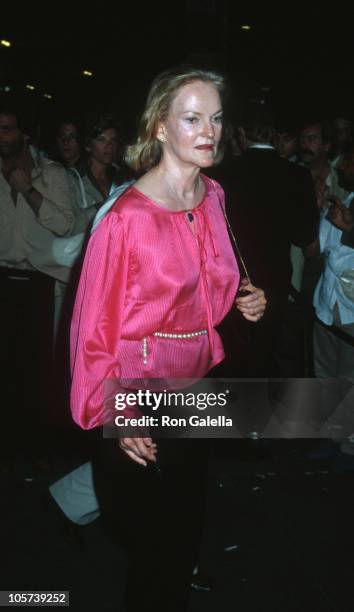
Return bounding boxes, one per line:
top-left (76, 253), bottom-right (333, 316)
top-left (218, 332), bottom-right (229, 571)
top-left (35, 164), bottom-right (78, 236)
top-left (70, 211), bottom-right (129, 429)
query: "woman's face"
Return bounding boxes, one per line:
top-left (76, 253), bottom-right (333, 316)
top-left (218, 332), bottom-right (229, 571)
top-left (158, 80), bottom-right (223, 168)
top-left (87, 128), bottom-right (119, 166)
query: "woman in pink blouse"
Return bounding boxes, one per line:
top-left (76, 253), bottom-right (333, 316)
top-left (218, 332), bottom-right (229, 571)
top-left (70, 67), bottom-right (266, 611)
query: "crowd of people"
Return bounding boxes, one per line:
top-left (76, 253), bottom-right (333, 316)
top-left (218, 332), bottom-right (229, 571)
top-left (1, 67), bottom-right (354, 610)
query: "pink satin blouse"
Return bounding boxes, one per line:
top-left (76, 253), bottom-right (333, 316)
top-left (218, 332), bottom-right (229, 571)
top-left (70, 175), bottom-right (240, 429)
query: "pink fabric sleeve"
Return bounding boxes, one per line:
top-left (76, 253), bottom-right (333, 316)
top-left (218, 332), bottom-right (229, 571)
top-left (70, 212), bottom-right (129, 429)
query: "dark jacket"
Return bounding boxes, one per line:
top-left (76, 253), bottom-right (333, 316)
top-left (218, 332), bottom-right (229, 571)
top-left (215, 148), bottom-right (319, 304)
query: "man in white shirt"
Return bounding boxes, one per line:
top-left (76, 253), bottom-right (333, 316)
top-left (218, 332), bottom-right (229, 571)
top-left (313, 146), bottom-right (354, 379)
top-left (311, 145), bottom-right (354, 464)
top-left (0, 107), bottom-right (82, 466)
top-left (299, 120), bottom-right (348, 209)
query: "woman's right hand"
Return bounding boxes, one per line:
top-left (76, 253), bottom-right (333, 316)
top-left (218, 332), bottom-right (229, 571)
top-left (119, 436), bottom-right (157, 466)
top-left (235, 279), bottom-right (267, 322)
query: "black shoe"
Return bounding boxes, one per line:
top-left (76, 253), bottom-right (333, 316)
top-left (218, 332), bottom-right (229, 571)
top-left (41, 487), bottom-right (84, 551)
top-left (42, 488), bottom-right (125, 565)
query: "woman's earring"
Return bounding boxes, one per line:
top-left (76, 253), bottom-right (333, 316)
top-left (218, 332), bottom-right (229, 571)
top-left (156, 124), bottom-right (166, 143)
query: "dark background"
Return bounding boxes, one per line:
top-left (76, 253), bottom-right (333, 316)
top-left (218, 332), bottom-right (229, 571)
top-left (1, 3), bottom-right (353, 142)
top-left (2, 7), bottom-right (354, 611)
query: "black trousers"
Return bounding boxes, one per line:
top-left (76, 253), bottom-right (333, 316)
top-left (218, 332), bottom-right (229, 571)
top-left (0, 267), bottom-right (54, 460)
top-left (92, 430), bottom-right (209, 611)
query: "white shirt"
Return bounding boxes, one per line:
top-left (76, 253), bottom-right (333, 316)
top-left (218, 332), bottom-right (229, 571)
top-left (313, 192), bottom-right (354, 325)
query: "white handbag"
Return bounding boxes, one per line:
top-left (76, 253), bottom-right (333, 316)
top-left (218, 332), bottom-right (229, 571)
top-left (51, 180), bottom-right (134, 267)
top-left (52, 232), bottom-right (85, 267)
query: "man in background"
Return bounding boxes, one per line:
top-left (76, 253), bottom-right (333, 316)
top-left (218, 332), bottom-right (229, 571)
top-left (0, 106), bottom-right (82, 469)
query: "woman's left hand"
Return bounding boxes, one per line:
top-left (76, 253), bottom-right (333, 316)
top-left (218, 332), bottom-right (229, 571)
top-left (235, 279), bottom-right (267, 322)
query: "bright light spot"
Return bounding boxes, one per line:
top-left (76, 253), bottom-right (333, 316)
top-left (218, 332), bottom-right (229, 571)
top-left (44, 94), bottom-right (53, 99)
top-left (241, 25), bottom-right (251, 31)
top-left (82, 70), bottom-right (93, 77)
top-left (1, 39), bottom-right (11, 47)
top-left (26, 84), bottom-right (35, 91)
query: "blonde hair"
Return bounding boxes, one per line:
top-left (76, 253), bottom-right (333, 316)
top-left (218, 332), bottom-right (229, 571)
top-left (125, 66), bottom-right (225, 173)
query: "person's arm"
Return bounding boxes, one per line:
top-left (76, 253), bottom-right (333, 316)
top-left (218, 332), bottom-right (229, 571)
top-left (70, 211), bottom-right (129, 429)
top-left (8, 168), bottom-right (44, 215)
top-left (235, 278), bottom-right (267, 321)
top-left (70, 210), bottom-right (156, 465)
top-left (8, 164), bottom-right (79, 236)
top-left (320, 196), bottom-right (354, 247)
